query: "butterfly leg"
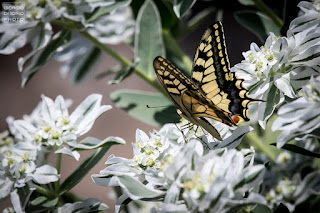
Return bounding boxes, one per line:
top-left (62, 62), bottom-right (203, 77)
top-left (174, 122), bottom-right (188, 145)
top-left (195, 126), bottom-right (211, 150)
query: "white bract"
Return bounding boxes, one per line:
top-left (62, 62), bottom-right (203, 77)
top-left (231, 1), bottom-right (320, 128)
top-left (13, 94), bottom-right (110, 154)
top-left (0, 0), bottom-right (134, 85)
top-left (272, 76), bottom-right (320, 148)
top-left (290, 1), bottom-right (320, 33)
top-left (92, 124), bottom-right (264, 213)
top-left (0, 93), bottom-right (113, 210)
top-left (0, 138), bottom-right (59, 200)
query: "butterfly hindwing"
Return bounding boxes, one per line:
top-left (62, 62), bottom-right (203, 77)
top-left (191, 21), bottom-right (256, 121)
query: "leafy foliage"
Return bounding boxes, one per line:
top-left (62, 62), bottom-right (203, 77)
top-left (1, 0), bottom-right (320, 212)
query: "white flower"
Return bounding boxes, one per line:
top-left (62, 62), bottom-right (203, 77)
top-left (272, 76), bottom-right (320, 147)
top-left (13, 94), bottom-right (110, 150)
top-left (132, 128), bottom-right (178, 170)
top-left (266, 178), bottom-right (296, 210)
top-left (0, 131), bottom-right (14, 153)
top-left (290, 1), bottom-right (320, 33)
top-left (162, 141), bottom-right (265, 212)
top-left (276, 152), bottom-right (292, 164)
top-left (232, 8), bottom-right (320, 128)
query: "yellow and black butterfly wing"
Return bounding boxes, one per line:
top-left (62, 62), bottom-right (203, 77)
top-left (153, 56), bottom-right (226, 140)
top-left (191, 21), bottom-right (256, 122)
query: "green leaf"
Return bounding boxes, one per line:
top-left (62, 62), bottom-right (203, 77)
top-left (42, 198), bottom-right (58, 208)
top-left (261, 82), bottom-right (282, 126)
top-left (154, 0), bottom-right (178, 30)
top-left (21, 30), bottom-right (71, 87)
top-left (173, 0), bottom-right (197, 19)
top-left (71, 47), bottom-right (101, 84)
top-left (74, 136), bottom-right (125, 151)
top-left (271, 143), bottom-right (320, 158)
top-left (31, 196), bottom-right (47, 206)
top-left (86, 0), bottom-right (132, 23)
top-left (102, 63), bottom-right (136, 85)
top-left (185, 7), bottom-right (216, 35)
top-left (252, 204), bottom-right (272, 213)
top-left (135, 0), bottom-right (165, 79)
top-left (60, 143), bottom-right (121, 195)
top-left (110, 90), bottom-right (180, 126)
top-left (280, 0), bottom-right (301, 35)
top-left (238, 0), bottom-right (254, 6)
top-left (117, 175), bottom-right (165, 200)
top-left (234, 11), bottom-right (280, 42)
top-left (58, 198), bottom-right (108, 212)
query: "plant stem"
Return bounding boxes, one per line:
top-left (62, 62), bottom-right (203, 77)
top-left (55, 153), bottom-right (62, 193)
top-left (79, 30), bottom-right (166, 95)
top-left (35, 185), bottom-right (56, 198)
top-left (163, 29), bottom-right (193, 72)
top-left (62, 191), bottom-right (83, 203)
top-left (253, 0), bottom-right (283, 27)
top-left (246, 131), bottom-right (276, 160)
top-left (52, 20), bottom-right (166, 95)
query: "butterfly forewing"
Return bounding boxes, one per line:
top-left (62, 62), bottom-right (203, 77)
top-left (191, 21), bottom-right (256, 121)
top-left (153, 56), bottom-right (231, 140)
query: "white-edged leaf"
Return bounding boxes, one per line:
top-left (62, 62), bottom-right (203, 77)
top-left (213, 125), bottom-right (253, 149)
top-left (55, 148), bottom-right (80, 161)
top-left (173, 0), bottom-right (197, 19)
top-left (117, 175), bottom-right (165, 200)
top-left (69, 94), bottom-right (112, 135)
top-left (74, 136), bottom-right (126, 150)
top-left (86, 0), bottom-right (132, 23)
top-left (135, 0), bottom-right (165, 79)
top-left (10, 190), bottom-right (23, 213)
top-left (0, 22), bottom-right (38, 54)
top-left (0, 176), bottom-right (13, 199)
top-left (234, 165), bottom-right (265, 193)
top-left (57, 198), bottom-right (108, 213)
top-left (110, 90), bottom-right (179, 126)
top-left (30, 165), bottom-right (59, 184)
top-left (20, 29), bottom-right (71, 87)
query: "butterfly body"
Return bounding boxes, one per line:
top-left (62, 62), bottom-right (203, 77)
top-left (153, 22), bottom-right (258, 140)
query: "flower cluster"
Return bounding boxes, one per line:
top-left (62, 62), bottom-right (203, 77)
top-left (0, 0), bottom-right (134, 86)
top-left (12, 94), bottom-right (111, 158)
top-left (261, 146), bottom-right (320, 212)
top-left (232, 0), bottom-right (320, 127)
top-left (0, 94), bottom-right (113, 211)
top-left (92, 125), bottom-right (265, 212)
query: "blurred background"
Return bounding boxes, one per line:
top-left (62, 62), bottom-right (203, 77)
top-left (0, 2), bottom-right (260, 211)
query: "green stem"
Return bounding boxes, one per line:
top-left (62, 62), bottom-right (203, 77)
top-left (62, 191), bottom-right (83, 203)
top-left (246, 131), bottom-right (276, 160)
top-left (35, 185), bottom-right (56, 198)
top-left (253, 0), bottom-right (283, 27)
top-left (79, 30), bottom-right (166, 95)
top-left (51, 20), bottom-right (76, 29)
top-left (52, 20), bottom-right (166, 95)
top-left (55, 153), bottom-right (62, 193)
top-left (163, 29), bottom-right (193, 72)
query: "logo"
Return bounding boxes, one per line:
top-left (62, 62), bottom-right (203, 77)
top-left (1, 2), bottom-right (25, 24)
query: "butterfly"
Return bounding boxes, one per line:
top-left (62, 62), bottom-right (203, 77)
top-left (153, 21), bottom-right (258, 140)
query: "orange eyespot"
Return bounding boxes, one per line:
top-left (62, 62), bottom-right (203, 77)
top-left (231, 115), bottom-right (243, 125)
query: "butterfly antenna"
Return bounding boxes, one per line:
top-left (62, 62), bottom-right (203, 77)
top-left (146, 105), bottom-right (170, 108)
